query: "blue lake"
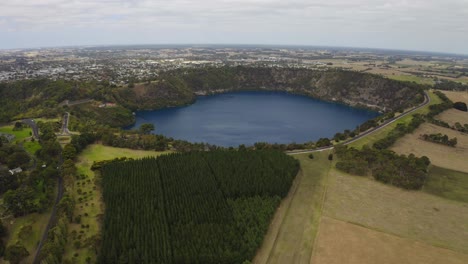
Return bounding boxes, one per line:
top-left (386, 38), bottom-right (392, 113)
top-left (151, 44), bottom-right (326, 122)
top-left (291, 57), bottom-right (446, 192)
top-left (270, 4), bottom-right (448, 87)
top-left (129, 91), bottom-right (380, 147)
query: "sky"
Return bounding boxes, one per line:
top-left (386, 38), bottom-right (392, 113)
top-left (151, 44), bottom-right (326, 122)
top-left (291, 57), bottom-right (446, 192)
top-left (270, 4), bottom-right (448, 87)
top-left (1, 0), bottom-right (467, 54)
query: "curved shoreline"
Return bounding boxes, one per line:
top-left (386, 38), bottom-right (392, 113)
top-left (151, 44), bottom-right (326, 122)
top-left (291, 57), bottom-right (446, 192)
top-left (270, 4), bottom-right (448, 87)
top-left (287, 91), bottom-right (430, 155)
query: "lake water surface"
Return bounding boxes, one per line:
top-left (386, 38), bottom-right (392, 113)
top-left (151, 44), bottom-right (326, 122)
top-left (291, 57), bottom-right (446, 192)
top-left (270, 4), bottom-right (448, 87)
top-left (129, 91), bottom-right (380, 147)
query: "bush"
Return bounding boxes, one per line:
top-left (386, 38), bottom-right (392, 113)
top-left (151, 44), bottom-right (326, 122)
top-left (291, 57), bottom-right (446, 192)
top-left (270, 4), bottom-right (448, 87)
top-left (453, 102), bottom-right (467, 112)
top-left (308, 153), bottom-right (314, 159)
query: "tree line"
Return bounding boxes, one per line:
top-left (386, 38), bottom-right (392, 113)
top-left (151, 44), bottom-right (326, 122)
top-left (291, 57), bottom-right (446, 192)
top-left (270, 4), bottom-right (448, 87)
top-left (420, 133), bottom-right (457, 147)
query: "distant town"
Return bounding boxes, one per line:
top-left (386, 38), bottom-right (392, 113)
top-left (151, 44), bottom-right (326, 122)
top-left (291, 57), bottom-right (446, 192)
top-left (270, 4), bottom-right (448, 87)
top-left (1, 45), bottom-right (468, 86)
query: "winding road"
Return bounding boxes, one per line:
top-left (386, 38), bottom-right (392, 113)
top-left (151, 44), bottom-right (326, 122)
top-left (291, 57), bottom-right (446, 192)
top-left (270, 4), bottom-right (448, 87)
top-left (30, 119), bottom-right (65, 264)
top-left (21, 118), bottom-right (39, 139)
top-left (287, 91), bottom-right (430, 155)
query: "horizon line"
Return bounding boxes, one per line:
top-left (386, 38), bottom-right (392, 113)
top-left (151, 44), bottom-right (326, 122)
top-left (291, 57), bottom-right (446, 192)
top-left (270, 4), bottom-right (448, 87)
top-left (1, 43), bottom-right (467, 57)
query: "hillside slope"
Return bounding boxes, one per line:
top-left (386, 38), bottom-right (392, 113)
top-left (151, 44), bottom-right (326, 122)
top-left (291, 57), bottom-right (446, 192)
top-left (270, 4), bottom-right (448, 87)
top-left (121, 67), bottom-right (425, 112)
top-left (0, 67), bottom-right (426, 126)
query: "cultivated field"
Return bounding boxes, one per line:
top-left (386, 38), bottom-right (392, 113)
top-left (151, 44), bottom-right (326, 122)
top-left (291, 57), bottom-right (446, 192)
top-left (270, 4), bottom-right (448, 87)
top-left (63, 144), bottom-right (171, 263)
top-left (436, 109), bottom-right (468, 126)
top-left (311, 216), bottom-right (468, 264)
top-left (254, 151), bottom-right (332, 264)
top-left (323, 169), bottom-right (468, 254)
top-left (425, 166), bottom-right (468, 203)
top-left (441, 90), bottom-right (468, 104)
top-left (391, 123), bottom-right (468, 173)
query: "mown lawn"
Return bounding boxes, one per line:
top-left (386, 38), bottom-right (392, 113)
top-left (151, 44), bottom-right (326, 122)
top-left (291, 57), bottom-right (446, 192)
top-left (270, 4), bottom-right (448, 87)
top-left (0, 125), bottom-right (32, 143)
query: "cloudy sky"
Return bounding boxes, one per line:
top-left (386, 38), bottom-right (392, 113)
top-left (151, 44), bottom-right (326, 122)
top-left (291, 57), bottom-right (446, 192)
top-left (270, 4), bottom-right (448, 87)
top-left (1, 0), bottom-right (467, 54)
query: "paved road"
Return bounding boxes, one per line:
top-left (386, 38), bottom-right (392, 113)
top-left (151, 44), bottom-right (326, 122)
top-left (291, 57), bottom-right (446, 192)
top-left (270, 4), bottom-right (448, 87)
top-left (60, 112), bottom-right (71, 135)
top-left (31, 134), bottom-right (65, 264)
top-left (59, 98), bottom-right (93, 107)
top-left (21, 118), bottom-right (39, 139)
top-left (287, 91), bottom-right (430, 155)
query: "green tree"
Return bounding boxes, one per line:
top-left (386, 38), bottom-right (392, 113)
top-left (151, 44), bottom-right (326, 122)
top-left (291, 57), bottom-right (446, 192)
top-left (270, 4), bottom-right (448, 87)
top-left (7, 151), bottom-right (30, 169)
top-left (4, 242), bottom-right (29, 264)
top-left (139, 123), bottom-right (155, 134)
top-left (62, 144), bottom-right (77, 160)
top-left (453, 101), bottom-right (467, 112)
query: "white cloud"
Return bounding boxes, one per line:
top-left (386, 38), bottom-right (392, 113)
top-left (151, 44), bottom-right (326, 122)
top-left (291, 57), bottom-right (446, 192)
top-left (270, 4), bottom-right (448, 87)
top-left (0, 0), bottom-right (467, 53)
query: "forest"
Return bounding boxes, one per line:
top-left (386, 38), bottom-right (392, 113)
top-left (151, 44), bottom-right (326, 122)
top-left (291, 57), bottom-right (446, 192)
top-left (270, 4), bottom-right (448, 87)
top-left (98, 150), bottom-right (299, 264)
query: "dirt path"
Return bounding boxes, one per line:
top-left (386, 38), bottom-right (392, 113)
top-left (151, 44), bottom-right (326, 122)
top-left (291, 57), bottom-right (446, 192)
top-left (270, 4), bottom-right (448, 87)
top-left (254, 152), bottom-right (332, 264)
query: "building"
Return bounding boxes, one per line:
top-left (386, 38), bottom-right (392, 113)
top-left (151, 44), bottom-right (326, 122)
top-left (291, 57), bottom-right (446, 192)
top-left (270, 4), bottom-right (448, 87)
top-left (8, 167), bottom-right (23, 175)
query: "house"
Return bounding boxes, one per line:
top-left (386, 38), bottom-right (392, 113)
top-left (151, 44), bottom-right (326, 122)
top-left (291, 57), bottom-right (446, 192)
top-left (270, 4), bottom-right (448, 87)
top-left (9, 167), bottom-right (23, 175)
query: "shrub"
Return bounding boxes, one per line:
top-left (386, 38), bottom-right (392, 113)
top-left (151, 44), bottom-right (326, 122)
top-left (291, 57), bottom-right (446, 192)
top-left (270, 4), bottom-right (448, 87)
top-left (453, 102), bottom-right (467, 112)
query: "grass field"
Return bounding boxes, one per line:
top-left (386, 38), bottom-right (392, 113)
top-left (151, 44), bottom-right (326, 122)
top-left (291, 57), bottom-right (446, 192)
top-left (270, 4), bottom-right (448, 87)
top-left (323, 169), bottom-right (468, 254)
top-left (254, 151), bottom-right (332, 264)
top-left (348, 90), bottom-right (442, 149)
top-left (391, 123), bottom-right (468, 173)
top-left (424, 166), bottom-right (468, 203)
top-left (311, 216), bottom-right (468, 264)
top-left (0, 125), bottom-right (32, 143)
top-left (441, 90), bottom-right (468, 104)
top-left (63, 144), bottom-right (172, 264)
top-left (436, 109), bottom-right (468, 126)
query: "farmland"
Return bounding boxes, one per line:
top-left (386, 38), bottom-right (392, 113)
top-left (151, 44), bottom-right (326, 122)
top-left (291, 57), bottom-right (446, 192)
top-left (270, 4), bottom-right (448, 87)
top-left (436, 109), bottom-right (468, 126)
top-left (391, 123), bottom-right (468, 173)
top-left (424, 166), bottom-right (468, 203)
top-left (311, 216), bottom-right (468, 264)
top-left (440, 90), bottom-right (468, 104)
top-left (322, 169), bottom-right (468, 254)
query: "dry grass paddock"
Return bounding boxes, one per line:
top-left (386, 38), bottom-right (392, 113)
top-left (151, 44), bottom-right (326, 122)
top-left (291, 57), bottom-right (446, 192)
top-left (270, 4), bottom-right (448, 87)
top-left (391, 123), bottom-right (468, 173)
top-left (311, 216), bottom-right (468, 264)
top-left (323, 169), bottom-right (468, 254)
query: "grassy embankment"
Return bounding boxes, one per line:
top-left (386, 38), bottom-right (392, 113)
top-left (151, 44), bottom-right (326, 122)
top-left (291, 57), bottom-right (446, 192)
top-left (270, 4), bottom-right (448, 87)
top-left (63, 144), bottom-right (171, 264)
top-left (254, 151), bottom-right (332, 264)
top-left (348, 90), bottom-right (442, 149)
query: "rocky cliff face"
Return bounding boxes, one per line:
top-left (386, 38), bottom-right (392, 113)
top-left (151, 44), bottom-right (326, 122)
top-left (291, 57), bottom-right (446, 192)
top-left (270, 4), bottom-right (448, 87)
top-left (119, 66), bottom-right (425, 112)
